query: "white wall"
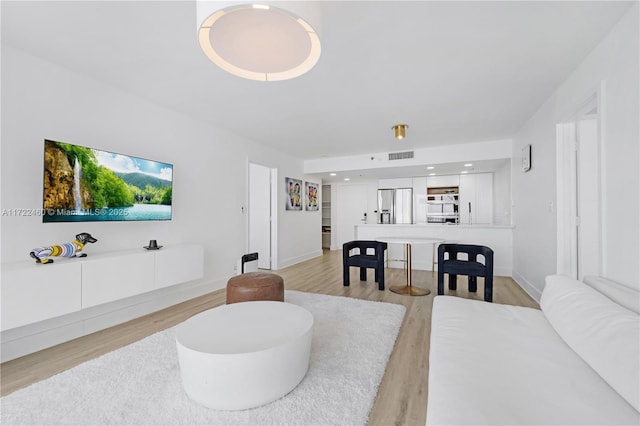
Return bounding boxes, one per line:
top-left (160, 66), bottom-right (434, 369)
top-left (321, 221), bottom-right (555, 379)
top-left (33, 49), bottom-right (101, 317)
top-left (493, 161), bottom-right (512, 225)
top-left (1, 46), bottom-right (321, 289)
top-left (512, 4), bottom-right (639, 298)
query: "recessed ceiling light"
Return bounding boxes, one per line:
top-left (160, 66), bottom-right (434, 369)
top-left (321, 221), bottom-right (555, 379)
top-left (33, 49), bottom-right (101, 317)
top-left (464, 163), bottom-right (473, 167)
top-left (344, 178), bottom-right (350, 181)
top-left (461, 170), bottom-right (469, 174)
top-left (330, 173), bottom-right (336, 176)
top-left (429, 173), bottom-right (436, 176)
top-left (427, 166), bottom-right (435, 170)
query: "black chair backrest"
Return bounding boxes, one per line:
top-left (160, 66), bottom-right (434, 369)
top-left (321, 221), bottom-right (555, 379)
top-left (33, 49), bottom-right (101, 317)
top-left (439, 244), bottom-right (493, 264)
top-left (343, 240), bottom-right (387, 254)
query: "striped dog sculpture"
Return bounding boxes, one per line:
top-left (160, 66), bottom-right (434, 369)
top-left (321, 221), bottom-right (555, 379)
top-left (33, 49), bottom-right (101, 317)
top-left (30, 232), bottom-right (98, 264)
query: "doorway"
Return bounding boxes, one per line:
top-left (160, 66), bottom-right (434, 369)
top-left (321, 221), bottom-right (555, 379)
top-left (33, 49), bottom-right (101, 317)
top-left (336, 183), bottom-right (368, 247)
top-left (556, 92), bottom-right (602, 280)
top-left (249, 162), bottom-right (276, 270)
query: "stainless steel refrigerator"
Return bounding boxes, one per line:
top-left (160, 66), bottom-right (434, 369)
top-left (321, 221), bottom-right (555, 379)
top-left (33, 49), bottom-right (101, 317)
top-left (377, 188), bottom-right (413, 224)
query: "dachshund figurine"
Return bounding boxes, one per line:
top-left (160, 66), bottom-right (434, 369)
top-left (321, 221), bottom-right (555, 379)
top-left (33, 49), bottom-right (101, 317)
top-left (30, 232), bottom-right (98, 264)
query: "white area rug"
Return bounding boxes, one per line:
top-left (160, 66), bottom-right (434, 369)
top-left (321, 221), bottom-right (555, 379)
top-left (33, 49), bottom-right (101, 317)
top-left (1, 290), bottom-right (406, 425)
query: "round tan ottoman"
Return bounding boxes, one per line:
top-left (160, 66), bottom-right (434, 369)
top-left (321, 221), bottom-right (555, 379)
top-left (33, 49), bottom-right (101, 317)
top-left (226, 272), bottom-right (285, 304)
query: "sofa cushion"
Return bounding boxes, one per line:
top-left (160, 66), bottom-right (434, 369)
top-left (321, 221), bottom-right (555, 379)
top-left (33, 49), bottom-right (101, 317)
top-left (583, 275), bottom-right (640, 314)
top-left (541, 274), bottom-right (640, 412)
top-left (426, 296), bottom-right (639, 425)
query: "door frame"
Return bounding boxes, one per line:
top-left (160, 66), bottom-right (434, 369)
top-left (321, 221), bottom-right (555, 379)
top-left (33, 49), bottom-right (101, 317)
top-left (556, 83), bottom-right (603, 280)
top-left (335, 182), bottom-right (369, 248)
top-left (247, 161), bottom-right (278, 270)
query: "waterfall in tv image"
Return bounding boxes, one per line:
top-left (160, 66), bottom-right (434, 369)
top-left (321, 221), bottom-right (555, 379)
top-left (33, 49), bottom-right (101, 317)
top-left (42, 140), bottom-right (173, 222)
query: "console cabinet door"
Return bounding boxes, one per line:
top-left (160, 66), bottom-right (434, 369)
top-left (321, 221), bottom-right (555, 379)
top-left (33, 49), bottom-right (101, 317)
top-left (81, 251), bottom-right (155, 308)
top-left (155, 245), bottom-right (204, 289)
top-left (1, 262), bottom-right (82, 330)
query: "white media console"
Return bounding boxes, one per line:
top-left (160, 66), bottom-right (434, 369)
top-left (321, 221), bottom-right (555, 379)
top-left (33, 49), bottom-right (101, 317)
top-left (1, 244), bottom-right (205, 362)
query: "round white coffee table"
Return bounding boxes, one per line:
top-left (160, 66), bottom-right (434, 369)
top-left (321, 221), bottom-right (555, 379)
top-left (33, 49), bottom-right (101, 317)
top-left (175, 301), bottom-right (314, 410)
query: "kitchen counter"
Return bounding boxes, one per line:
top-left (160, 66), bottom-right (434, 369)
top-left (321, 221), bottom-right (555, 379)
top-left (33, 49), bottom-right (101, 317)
top-left (357, 223), bottom-right (514, 229)
top-left (355, 223), bottom-right (512, 276)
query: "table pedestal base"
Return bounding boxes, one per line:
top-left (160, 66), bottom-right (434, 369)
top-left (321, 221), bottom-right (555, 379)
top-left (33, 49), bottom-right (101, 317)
top-left (378, 237), bottom-right (443, 297)
top-left (389, 285), bottom-right (431, 296)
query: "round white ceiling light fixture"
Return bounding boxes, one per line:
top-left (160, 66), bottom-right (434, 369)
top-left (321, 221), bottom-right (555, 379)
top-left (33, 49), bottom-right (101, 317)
top-left (196, 1), bottom-right (321, 81)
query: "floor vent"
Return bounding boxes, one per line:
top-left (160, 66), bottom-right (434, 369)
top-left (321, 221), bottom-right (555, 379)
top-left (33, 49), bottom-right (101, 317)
top-left (388, 151), bottom-right (414, 160)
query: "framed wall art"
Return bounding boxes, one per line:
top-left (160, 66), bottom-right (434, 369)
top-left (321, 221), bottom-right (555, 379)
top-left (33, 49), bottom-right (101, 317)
top-left (285, 177), bottom-right (303, 210)
top-left (305, 181), bottom-right (319, 211)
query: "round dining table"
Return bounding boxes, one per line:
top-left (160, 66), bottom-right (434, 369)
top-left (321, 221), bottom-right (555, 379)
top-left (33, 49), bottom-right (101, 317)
top-left (376, 236), bottom-right (445, 296)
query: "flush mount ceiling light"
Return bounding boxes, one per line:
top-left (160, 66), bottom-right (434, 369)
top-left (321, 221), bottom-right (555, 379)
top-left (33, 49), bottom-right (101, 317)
top-left (196, 1), bottom-right (321, 81)
top-left (392, 124), bottom-right (409, 140)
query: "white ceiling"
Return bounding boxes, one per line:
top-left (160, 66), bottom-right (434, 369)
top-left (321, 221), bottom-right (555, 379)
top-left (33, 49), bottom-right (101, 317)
top-left (2, 1), bottom-right (633, 170)
top-left (316, 158), bottom-right (511, 184)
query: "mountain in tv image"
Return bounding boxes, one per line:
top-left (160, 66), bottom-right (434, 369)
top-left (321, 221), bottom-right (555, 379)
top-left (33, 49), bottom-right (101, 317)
top-left (115, 172), bottom-right (172, 190)
top-left (43, 140), bottom-right (173, 222)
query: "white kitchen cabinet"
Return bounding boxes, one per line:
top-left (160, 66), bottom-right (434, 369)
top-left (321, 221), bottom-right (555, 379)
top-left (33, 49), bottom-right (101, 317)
top-left (412, 177), bottom-right (427, 224)
top-left (459, 175), bottom-right (472, 224)
top-left (378, 178), bottom-right (413, 189)
top-left (427, 175), bottom-right (460, 188)
top-left (459, 173), bottom-right (493, 224)
top-left (475, 173), bottom-right (494, 224)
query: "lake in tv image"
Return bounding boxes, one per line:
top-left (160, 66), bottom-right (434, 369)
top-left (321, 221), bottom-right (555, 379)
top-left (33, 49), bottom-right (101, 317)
top-left (42, 140), bottom-right (172, 223)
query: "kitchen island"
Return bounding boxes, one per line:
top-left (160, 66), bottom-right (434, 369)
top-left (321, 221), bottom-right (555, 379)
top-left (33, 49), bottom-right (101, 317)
top-left (355, 223), bottom-right (513, 276)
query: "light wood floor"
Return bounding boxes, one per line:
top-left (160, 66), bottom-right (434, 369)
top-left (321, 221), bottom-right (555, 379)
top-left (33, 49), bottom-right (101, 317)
top-left (1, 249), bottom-right (538, 425)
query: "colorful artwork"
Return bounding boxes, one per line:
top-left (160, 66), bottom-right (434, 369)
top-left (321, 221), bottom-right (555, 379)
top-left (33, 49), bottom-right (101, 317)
top-left (305, 181), bottom-right (319, 211)
top-left (285, 177), bottom-right (303, 211)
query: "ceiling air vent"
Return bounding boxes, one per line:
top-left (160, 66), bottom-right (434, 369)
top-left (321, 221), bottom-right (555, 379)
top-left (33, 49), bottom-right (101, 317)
top-left (388, 151), bottom-right (414, 161)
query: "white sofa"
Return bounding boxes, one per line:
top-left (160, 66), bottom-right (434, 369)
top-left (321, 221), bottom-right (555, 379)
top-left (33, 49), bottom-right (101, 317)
top-left (426, 274), bottom-right (640, 425)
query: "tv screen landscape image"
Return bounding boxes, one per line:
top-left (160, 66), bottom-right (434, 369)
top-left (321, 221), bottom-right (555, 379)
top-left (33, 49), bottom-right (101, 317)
top-left (43, 139), bottom-right (173, 222)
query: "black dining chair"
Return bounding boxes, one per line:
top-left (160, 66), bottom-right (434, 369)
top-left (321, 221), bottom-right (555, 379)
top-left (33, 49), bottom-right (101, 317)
top-left (343, 240), bottom-right (388, 290)
top-left (437, 244), bottom-right (494, 302)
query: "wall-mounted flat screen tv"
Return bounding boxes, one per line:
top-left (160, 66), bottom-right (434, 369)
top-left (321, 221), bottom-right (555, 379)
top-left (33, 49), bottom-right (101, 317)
top-left (42, 139), bottom-right (173, 222)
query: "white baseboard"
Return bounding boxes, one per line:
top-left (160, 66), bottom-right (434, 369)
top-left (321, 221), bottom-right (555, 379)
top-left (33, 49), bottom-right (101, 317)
top-left (512, 272), bottom-right (542, 303)
top-left (278, 250), bottom-right (323, 270)
top-left (0, 278), bottom-right (224, 362)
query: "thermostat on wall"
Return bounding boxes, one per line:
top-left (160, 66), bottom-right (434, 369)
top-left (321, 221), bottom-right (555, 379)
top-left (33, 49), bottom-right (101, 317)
top-left (522, 144), bottom-right (531, 172)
